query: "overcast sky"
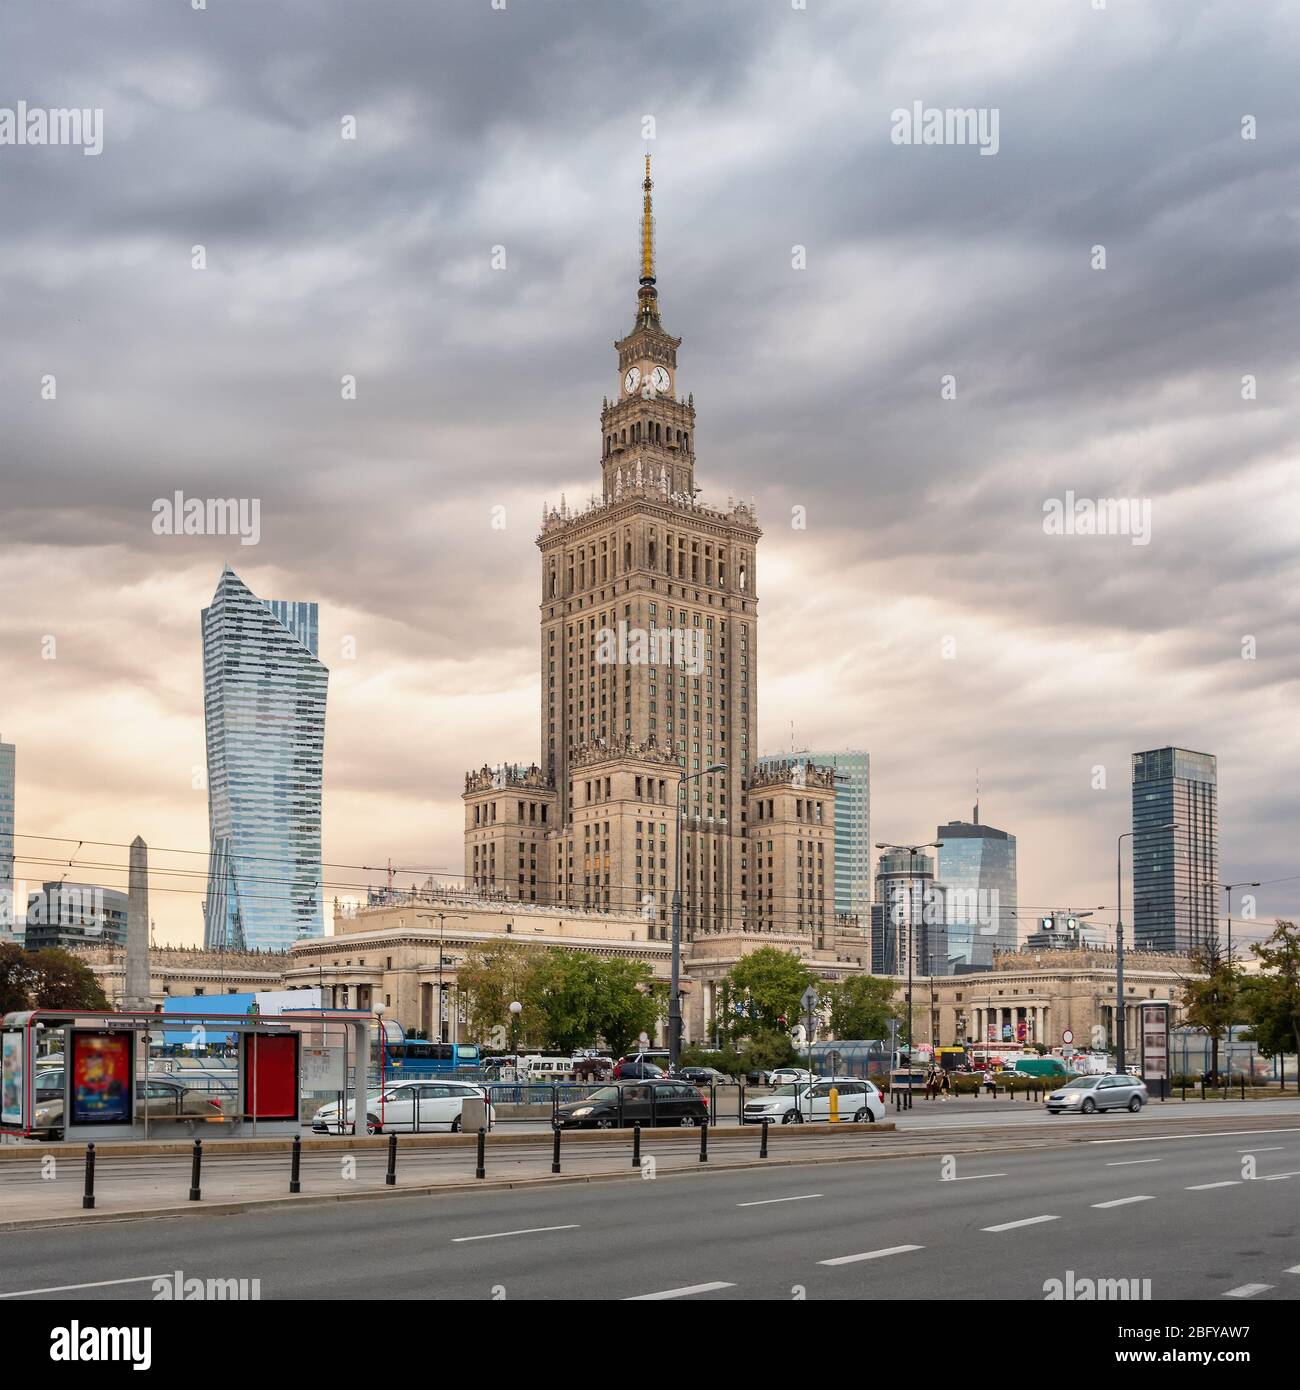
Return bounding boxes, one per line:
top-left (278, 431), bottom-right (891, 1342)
top-left (1, 0), bottom-right (1296, 949)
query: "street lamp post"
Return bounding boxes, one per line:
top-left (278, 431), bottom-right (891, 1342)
top-left (1216, 880), bottom-right (1260, 968)
top-left (1116, 823), bottom-right (1177, 1072)
top-left (670, 762), bottom-right (726, 1071)
top-left (508, 1000), bottom-right (522, 1071)
top-left (875, 841), bottom-right (943, 1065)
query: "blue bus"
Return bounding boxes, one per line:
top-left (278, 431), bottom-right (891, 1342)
top-left (380, 1041), bottom-right (481, 1078)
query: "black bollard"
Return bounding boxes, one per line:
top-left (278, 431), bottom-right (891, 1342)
top-left (760, 1118), bottom-right (769, 1158)
top-left (632, 1121), bottom-right (641, 1170)
top-left (551, 1124), bottom-right (562, 1175)
top-left (1240, 1075), bottom-right (1246, 1101)
top-left (699, 1120), bottom-right (709, 1164)
top-left (385, 1131), bottom-right (397, 1186)
top-left (82, 1143), bottom-right (95, 1210)
top-left (189, 1139), bottom-right (202, 1202)
top-left (289, 1134), bottom-right (302, 1193)
top-left (475, 1127), bottom-right (486, 1180)
top-left (1200, 1077), bottom-right (1205, 1101)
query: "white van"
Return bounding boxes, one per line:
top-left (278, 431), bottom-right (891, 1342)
top-left (520, 1055), bottom-right (576, 1080)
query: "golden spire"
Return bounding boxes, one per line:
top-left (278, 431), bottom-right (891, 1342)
top-left (641, 154), bottom-right (655, 283)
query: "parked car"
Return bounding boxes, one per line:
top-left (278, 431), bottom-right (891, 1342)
top-left (555, 1080), bottom-right (708, 1129)
top-left (30, 1075), bottom-right (226, 1141)
top-left (312, 1079), bottom-right (495, 1135)
top-left (674, 1066), bottom-right (735, 1087)
top-left (1046, 1073), bottom-right (1147, 1115)
top-left (743, 1078), bottom-right (886, 1125)
top-left (612, 1058), bottom-right (664, 1080)
top-left (744, 1068), bottom-right (772, 1087)
top-left (768, 1068), bottom-right (814, 1086)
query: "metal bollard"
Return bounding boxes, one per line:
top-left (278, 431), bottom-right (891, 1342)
top-left (632, 1121), bottom-right (641, 1170)
top-left (760, 1118), bottom-right (769, 1158)
top-left (82, 1143), bottom-right (95, 1210)
top-left (1240, 1075), bottom-right (1246, 1101)
top-left (551, 1124), bottom-right (562, 1175)
top-left (189, 1139), bottom-right (203, 1202)
top-left (699, 1120), bottom-right (709, 1164)
top-left (475, 1127), bottom-right (486, 1180)
top-left (385, 1131), bottom-right (397, 1186)
top-left (289, 1134), bottom-right (302, 1193)
top-left (1200, 1078), bottom-right (1205, 1101)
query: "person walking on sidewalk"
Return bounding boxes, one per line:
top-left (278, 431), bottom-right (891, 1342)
top-left (940, 1068), bottom-right (953, 1100)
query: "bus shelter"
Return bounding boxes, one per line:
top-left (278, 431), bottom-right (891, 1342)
top-left (1, 1007), bottom-right (372, 1143)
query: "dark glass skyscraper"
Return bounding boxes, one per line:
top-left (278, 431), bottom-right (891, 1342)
top-left (1131, 747), bottom-right (1218, 955)
top-left (202, 568), bottom-right (328, 950)
top-left (936, 812), bottom-right (1019, 969)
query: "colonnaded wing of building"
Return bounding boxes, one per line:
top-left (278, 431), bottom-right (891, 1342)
top-left (461, 159), bottom-right (865, 979)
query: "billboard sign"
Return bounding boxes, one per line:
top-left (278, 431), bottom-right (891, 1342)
top-left (1140, 1001), bottom-right (1170, 1083)
top-left (163, 989), bottom-right (323, 1045)
top-left (1, 1030), bottom-right (23, 1127)
top-left (70, 1029), bottom-right (134, 1126)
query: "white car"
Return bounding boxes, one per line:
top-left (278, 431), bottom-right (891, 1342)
top-left (767, 1068), bottom-right (814, 1086)
top-left (743, 1078), bottom-right (886, 1125)
top-left (312, 1080), bottom-right (495, 1135)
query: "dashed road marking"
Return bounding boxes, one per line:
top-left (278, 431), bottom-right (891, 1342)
top-left (981, 1215), bottom-right (1059, 1233)
top-left (819, 1245), bottom-right (924, 1266)
top-left (1186, 1181), bottom-right (1240, 1190)
top-left (737, 1194), bottom-right (822, 1207)
top-left (626, 1281), bottom-right (735, 1300)
top-left (1092, 1195), bottom-right (1155, 1208)
top-left (1223, 1283), bottom-right (1272, 1298)
top-left (452, 1224), bottom-right (579, 1243)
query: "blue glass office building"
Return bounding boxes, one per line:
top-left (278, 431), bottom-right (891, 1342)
top-left (202, 568), bottom-right (328, 950)
top-left (757, 749), bottom-right (870, 920)
top-left (1132, 747), bottom-right (1218, 955)
top-left (0, 736), bottom-right (14, 934)
top-left (936, 814), bottom-right (1018, 970)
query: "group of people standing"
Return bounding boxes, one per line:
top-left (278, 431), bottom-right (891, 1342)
top-left (923, 1066), bottom-right (953, 1099)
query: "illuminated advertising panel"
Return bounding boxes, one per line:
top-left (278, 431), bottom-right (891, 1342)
top-left (1, 1031), bottom-right (23, 1127)
top-left (70, 1029), bottom-right (134, 1126)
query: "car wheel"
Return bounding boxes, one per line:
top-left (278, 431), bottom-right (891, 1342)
top-left (1081, 1098), bottom-right (1096, 1114)
top-left (450, 1115), bottom-right (462, 1133)
top-left (595, 1117), bottom-right (616, 1129)
top-left (365, 1114), bottom-right (382, 1135)
top-left (782, 1111), bottom-right (803, 1125)
top-left (1128, 1095), bottom-right (1142, 1112)
top-left (679, 1114), bottom-right (698, 1127)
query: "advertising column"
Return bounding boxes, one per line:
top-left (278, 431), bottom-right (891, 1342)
top-left (1139, 1001), bottom-right (1171, 1100)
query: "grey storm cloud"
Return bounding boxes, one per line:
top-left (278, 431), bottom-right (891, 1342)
top-left (0, 0), bottom-right (1296, 941)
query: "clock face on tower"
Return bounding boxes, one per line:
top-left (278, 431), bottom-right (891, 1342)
top-left (650, 365), bottom-right (671, 394)
top-left (623, 366), bottom-right (641, 394)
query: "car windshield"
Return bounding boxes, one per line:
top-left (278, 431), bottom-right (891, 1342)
top-left (583, 1086), bottom-right (621, 1103)
top-left (1065, 1076), bottom-right (1101, 1089)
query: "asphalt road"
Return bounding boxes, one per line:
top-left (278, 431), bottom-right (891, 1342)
top-left (2, 1125), bottom-right (1297, 1301)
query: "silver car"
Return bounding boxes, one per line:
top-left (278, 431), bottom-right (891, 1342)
top-left (1046, 1072), bottom-right (1147, 1115)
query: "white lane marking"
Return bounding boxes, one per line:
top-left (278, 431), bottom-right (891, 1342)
top-left (981, 1215), bottom-right (1059, 1233)
top-left (451, 1224), bottom-right (579, 1243)
top-left (1260, 1171), bottom-right (1300, 1181)
top-left (1285, 1265), bottom-right (1300, 1274)
top-left (1105, 1158), bottom-right (1163, 1166)
top-left (1087, 1128), bottom-right (1300, 1146)
top-left (737, 1193), bottom-right (823, 1208)
top-left (1186, 1181), bottom-right (1240, 1190)
top-left (947, 1173), bottom-right (1008, 1181)
top-left (1223, 1283), bottom-right (1272, 1298)
top-left (0, 1273), bottom-right (170, 1299)
top-left (1091, 1195), bottom-right (1155, 1209)
top-left (626, 1281), bottom-right (735, 1301)
top-left (819, 1244), bottom-right (924, 1266)
top-left (1237, 1146), bottom-right (1285, 1153)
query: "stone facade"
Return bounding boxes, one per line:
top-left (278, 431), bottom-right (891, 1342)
top-left (462, 160), bottom-right (851, 961)
top-left (72, 944), bottom-right (288, 1008)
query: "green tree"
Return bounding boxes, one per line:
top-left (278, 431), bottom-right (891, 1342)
top-left (1240, 921), bottom-right (1300, 1061)
top-left (1180, 937), bottom-right (1238, 1081)
top-left (457, 941), bottom-right (540, 1049)
top-left (588, 956), bottom-right (661, 1058)
top-left (824, 975), bottom-right (898, 1041)
top-left (0, 942), bottom-right (34, 1015)
top-left (727, 947), bottom-right (814, 1035)
top-left (24, 949), bottom-right (108, 1011)
top-left (524, 950), bottom-right (604, 1054)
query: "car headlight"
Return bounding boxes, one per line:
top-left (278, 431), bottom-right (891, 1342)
top-left (570, 1107), bottom-right (593, 1118)
top-left (35, 1106), bottom-right (57, 1125)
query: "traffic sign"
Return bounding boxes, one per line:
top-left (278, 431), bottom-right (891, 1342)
top-left (800, 987), bottom-right (819, 1014)
top-left (1062, 1029), bottom-right (1074, 1045)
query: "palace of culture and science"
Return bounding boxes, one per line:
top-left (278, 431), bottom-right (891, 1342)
top-left (462, 159), bottom-right (862, 965)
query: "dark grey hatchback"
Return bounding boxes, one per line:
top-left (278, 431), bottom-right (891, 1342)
top-left (555, 1080), bottom-right (708, 1129)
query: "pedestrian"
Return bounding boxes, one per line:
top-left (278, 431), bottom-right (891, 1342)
top-left (926, 1067), bottom-right (939, 1101)
top-left (940, 1069), bottom-right (952, 1100)
top-left (983, 1068), bottom-right (997, 1098)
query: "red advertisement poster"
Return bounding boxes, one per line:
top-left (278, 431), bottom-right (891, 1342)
top-left (243, 1033), bottom-right (300, 1121)
top-left (71, 1030), bottom-right (134, 1126)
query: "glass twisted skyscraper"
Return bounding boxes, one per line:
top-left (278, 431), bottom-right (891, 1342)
top-left (937, 812), bottom-right (1018, 970)
top-left (202, 568), bottom-right (328, 950)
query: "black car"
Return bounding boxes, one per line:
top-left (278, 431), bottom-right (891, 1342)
top-left (555, 1081), bottom-right (708, 1129)
top-left (611, 1060), bottom-right (664, 1080)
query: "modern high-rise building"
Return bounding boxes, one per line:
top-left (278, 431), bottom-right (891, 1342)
top-left (1131, 746), bottom-right (1218, 955)
top-left (937, 809), bottom-right (1019, 970)
top-left (23, 882), bottom-right (129, 951)
top-left (201, 567), bottom-right (329, 950)
top-left (758, 750), bottom-right (870, 921)
top-left (0, 734), bottom-right (13, 935)
top-left (871, 849), bottom-right (948, 977)
top-left (462, 158), bottom-right (844, 950)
